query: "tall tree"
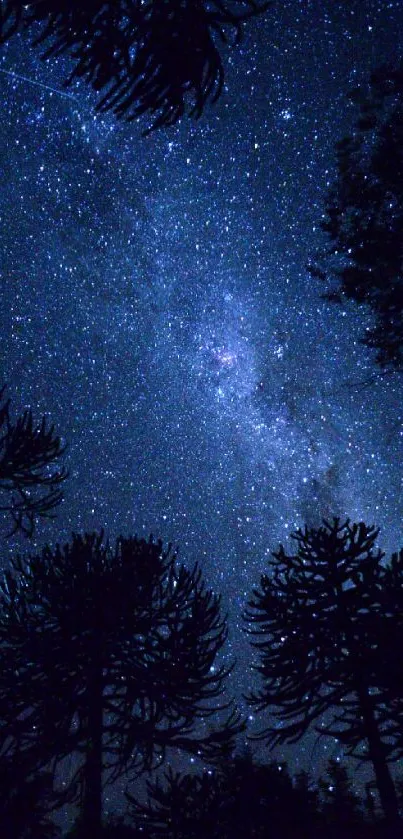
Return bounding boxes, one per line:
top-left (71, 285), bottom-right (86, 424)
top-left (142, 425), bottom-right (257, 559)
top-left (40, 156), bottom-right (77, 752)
top-left (0, 385), bottom-right (67, 536)
top-left (0, 531), bottom-right (243, 836)
top-left (0, 0), bottom-right (270, 133)
top-left (244, 518), bottom-right (403, 826)
top-left (309, 62), bottom-right (403, 371)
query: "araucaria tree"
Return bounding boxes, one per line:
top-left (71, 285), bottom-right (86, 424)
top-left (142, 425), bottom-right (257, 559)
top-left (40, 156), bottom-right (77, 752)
top-left (310, 62), bottom-right (403, 370)
top-left (0, 532), bottom-right (243, 835)
top-left (244, 518), bottom-right (403, 826)
top-left (0, 0), bottom-right (269, 132)
top-left (0, 385), bottom-right (67, 536)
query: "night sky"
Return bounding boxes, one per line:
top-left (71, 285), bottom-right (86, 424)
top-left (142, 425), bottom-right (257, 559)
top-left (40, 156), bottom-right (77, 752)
top-left (2, 0), bottom-right (403, 817)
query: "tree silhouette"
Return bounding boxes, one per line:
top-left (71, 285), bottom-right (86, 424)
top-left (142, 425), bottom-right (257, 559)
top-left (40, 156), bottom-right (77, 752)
top-left (0, 531), bottom-right (243, 836)
top-left (366, 547), bottom-right (403, 761)
top-left (292, 769), bottom-right (322, 838)
top-left (216, 751), bottom-right (295, 839)
top-left (0, 385), bottom-right (67, 536)
top-left (309, 62), bottom-right (403, 371)
top-left (318, 759), bottom-right (362, 833)
top-left (0, 0), bottom-right (270, 132)
top-left (127, 751), bottom-right (324, 839)
top-left (67, 814), bottom-right (141, 838)
top-left (127, 765), bottom-right (219, 838)
top-left (0, 754), bottom-right (61, 838)
top-left (244, 518), bottom-right (403, 826)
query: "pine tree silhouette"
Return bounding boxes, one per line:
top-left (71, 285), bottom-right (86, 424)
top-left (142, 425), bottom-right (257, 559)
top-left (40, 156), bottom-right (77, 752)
top-left (0, 385), bottom-right (67, 536)
top-left (244, 518), bottom-right (403, 826)
top-left (0, 532), bottom-right (244, 835)
top-left (318, 759), bottom-right (362, 833)
top-left (0, 754), bottom-right (60, 838)
top-left (309, 62), bottom-right (403, 371)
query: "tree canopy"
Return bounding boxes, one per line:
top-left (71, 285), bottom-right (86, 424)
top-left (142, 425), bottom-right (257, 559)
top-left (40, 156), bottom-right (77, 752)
top-left (127, 753), bottom-right (316, 839)
top-left (0, 531), bottom-right (243, 834)
top-left (310, 63), bottom-right (403, 371)
top-left (0, 385), bottom-right (67, 536)
top-left (0, 0), bottom-right (270, 132)
top-left (244, 518), bottom-right (403, 825)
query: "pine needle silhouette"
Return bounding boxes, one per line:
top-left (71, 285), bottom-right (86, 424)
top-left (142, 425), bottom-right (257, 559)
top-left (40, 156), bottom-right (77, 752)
top-left (0, 386), bottom-right (67, 536)
top-left (310, 62), bottom-right (403, 371)
top-left (0, 0), bottom-right (270, 132)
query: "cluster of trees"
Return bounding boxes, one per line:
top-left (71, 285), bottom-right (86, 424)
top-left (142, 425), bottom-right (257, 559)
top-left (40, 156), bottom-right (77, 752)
top-left (122, 753), bottom-right (382, 839)
top-left (1, 456), bottom-right (403, 837)
top-left (1, 748), bottom-right (394, 838)
top-left (1, 378), bottom-right (403, 839)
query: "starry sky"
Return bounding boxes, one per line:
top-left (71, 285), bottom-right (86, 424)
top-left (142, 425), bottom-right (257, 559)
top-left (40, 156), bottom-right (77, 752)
top-left (2, 0), bottom-right (403, 801)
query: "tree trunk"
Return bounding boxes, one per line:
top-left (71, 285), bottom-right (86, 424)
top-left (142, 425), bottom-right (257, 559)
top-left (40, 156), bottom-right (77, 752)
top-left (81, 658), bottom-right (104, 836)
top-left (357, 685), bottom-right (400, 826)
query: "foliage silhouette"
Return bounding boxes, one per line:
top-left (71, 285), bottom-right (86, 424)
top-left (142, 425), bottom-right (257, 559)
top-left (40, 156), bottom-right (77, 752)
top-left (0, 531), bottom-right (243, 836)
top-left (67, 813), bottom-right (142, 838)
top-left (318, 759), bottom-right (362, 832)
top-left (309, 62), bottom-right (403, 371)
top-left (65, 752), bottom-right (402, 838)
top-left (0, 753), bottom-right (61, 838)
top-left (127, 750), bottom-right (327, 839)
top-left (292, 768), bottom-right (321, 837)
top-left (0, 0), bottom-right (270, 132)
top-left (0, 385), bottom-right (67, 536)
top-left (244, 518), bottom-right (403, 826)
top-left (128, 765), bottom-right (219, 838)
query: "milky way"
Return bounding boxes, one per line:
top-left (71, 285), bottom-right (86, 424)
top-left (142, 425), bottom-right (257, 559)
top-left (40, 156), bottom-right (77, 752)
top-left (2, 0), bottom-right (403, 799)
